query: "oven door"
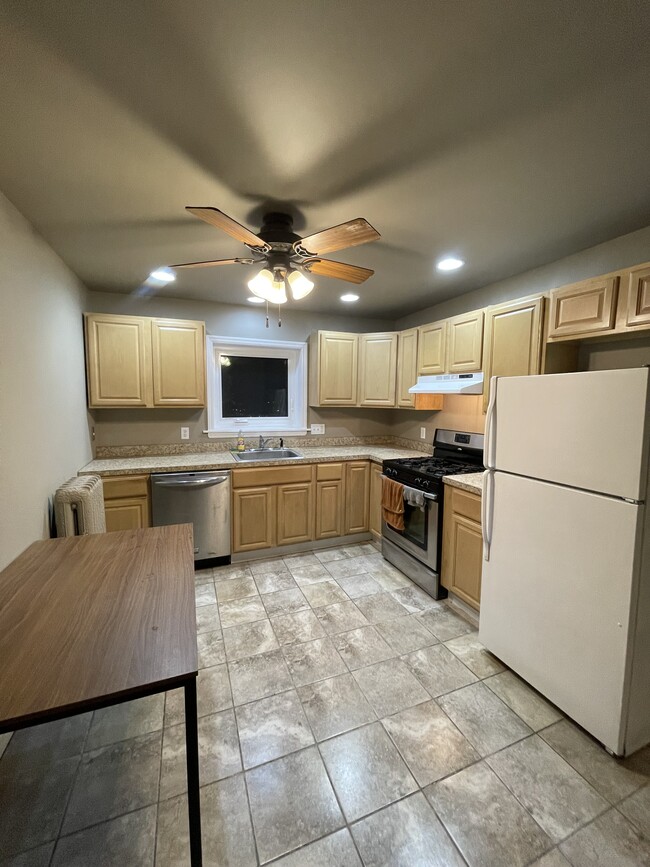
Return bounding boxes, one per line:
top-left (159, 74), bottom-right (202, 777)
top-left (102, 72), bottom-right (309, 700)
top-left (382, 494), bottom-right (439, 572)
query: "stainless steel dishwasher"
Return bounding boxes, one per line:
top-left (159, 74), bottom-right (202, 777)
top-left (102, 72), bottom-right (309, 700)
top-left (151, 471), bottom-right (231, 561)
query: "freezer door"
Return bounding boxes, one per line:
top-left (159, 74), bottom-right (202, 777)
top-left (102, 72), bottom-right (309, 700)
top-left (485, 368), bottom-right (650, 501)
top-left (479, 471), bottom-right (642, 755)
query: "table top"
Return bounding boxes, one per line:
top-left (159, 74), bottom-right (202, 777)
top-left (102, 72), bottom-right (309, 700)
top-left (0, 525), bottom-right (197, 732)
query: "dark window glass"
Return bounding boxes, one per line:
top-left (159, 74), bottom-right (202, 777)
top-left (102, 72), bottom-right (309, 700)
top-left (221, 356), bottom-right (288, 418)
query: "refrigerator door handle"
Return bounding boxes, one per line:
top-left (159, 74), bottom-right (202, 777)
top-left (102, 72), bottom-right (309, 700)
top-left (484, 376), bottom-right (499, 469)
top-left (482, 468), bottom-right (495, 561)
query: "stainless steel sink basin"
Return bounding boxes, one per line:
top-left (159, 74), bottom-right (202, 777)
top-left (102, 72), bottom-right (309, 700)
top-left (232, 448), bottom-right (302, 462)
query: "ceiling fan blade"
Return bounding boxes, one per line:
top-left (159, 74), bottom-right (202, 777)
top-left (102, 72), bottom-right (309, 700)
top-left (171, 257), bottom-right (256, 269)
top-left (296, 218), bottom-right (380, 256)
top-left (186, 207), bottom-right (268, 251)
top-left (304, 258), bottom-right (374, 284)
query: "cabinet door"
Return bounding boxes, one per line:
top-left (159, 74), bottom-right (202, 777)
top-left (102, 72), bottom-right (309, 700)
top-left (446, 310), bottom-right (484, 372)
top-left (396, 329), bottom-right (418, 407)
top-left (315, 480), bottom-right (344, 540)
top-left (369, 462), bottom-right (383, 538)
top-left (482, 295), bottom-right (544, 412)
top-left (151, 319), bottom-right (206, 406)
top-left (277, 482), bottom-right (315, 546)
top-left (441, 489), bottom-right (482, 610)
top-left (358, 332), bottom-right (398, 406)
top-left (317, 332), bottom-right (358, 405)
top-left (626, 265), bottom-right (650, 328)
top-left (84, 313), bottom-right (152, 407)
top-left (548, 276), bottom-right (618, 338)
top-left (105, 498), bottom-right (150, 532)
top-left (232, 486), bottom-right (276, 552)
top-left (417, 321), bottom-right (447, 375)
top-left (345, 461), bottom-right (370, 534)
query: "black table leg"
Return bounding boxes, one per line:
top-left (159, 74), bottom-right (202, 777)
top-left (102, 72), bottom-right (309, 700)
top-left (184, 676), bottom-right (203, 866)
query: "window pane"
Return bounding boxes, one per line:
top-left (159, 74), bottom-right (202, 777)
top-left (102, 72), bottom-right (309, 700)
top-left (221, 355), bottom-right (288, 418)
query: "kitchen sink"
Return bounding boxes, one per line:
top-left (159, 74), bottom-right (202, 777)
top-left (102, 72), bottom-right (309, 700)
top-left (232, 448), bottom-right (302, 462)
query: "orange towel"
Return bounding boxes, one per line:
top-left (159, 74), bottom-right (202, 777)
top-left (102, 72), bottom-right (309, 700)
top-left (382, 476), bottom-right (405, 531)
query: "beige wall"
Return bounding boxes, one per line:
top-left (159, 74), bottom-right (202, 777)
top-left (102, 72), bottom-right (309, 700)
top-left (0, 193), bottom-right (92, 568)
top-left (87, 290), bottom-right (395, 447)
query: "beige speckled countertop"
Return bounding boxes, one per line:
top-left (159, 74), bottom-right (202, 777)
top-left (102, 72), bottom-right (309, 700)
top-left (80, 446), bottom-right (426, 477)
top-left (443, 472), bottom-right (484, 495)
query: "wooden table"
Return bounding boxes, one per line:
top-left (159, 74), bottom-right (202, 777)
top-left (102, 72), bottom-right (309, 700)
top-left (0, 524), bottom-right (203, 866)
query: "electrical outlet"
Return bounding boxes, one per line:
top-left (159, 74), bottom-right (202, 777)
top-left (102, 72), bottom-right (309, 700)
top-left (420, 427), bottom-right (426, 440)
top-left (180, 426), bottom-right (190, 440)
top-left (310, 423), bottom-right (325, 435)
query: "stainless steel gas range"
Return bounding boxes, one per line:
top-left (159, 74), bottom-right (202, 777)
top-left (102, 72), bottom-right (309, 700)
top-left (381, 429), bottom-right (484, 599)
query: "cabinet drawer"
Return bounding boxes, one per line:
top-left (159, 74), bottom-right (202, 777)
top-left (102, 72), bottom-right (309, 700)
top-left (103, 474), bottom-right (149, 500)
top-left (449, 486), bottom-right (481, 523)
top-left (316, 462), bottom-right (344, 481)
top-left (232, 464), bottom-right (313, 488)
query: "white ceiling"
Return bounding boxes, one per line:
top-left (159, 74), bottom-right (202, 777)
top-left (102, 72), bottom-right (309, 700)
top-left (1, 0), bottom-right (649, 317)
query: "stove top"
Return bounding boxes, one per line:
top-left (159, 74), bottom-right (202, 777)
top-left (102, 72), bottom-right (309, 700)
top-left (383, 428), bottom-right (484, 493)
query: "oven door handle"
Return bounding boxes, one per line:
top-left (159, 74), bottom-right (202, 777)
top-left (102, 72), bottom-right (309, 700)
top-left (380, 476), bottom-right (438, 501)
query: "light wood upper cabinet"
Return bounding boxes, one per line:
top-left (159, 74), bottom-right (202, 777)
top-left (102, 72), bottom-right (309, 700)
top-left (547, 276), bottom-right (619, 339)
top-left (85, 314), bottom-right (152, 407)
top-left (151, 319), bottom-right (205, 406)
top-left (277, 482), bottom-right (315, 546)
top-left (358, 332), bottom-right (398, 407)
top-left (345, 461), bottom-right (370, 534)
top-left (625, 265), bottom-right (650, 328)
top-left (396, 329), bottom-right (418, 407)
top-left (482, 295), bottom-right (545, 411)
top-left (441, 486), bottom-right (482, 611)
top-left (417, 321), bottom-right (447, 375)
top-left (103, 474), bottom-right (150, 532)
top-left (310, 331), bottom-right (359, 405)
top-left (84, 313), bottom-right (206, 408)
top-left (446, 310), bottom-right (484, 372)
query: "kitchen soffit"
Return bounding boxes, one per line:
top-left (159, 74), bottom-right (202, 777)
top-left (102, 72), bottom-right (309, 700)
top-left (1, 0), bottom-right (649, 318)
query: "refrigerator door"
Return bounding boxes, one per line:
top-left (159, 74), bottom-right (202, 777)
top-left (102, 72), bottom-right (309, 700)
top-left (479, 471), bottom-right (642, 755)
top-left (485, 368), bottom-right (650, 501)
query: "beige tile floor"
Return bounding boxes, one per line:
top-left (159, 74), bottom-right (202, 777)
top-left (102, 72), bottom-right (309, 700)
top-left (1, 541), bottom-right (649, 866)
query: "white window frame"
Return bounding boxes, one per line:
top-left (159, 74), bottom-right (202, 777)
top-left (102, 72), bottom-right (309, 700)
top-left (205, 335), bottom-right (308, 437)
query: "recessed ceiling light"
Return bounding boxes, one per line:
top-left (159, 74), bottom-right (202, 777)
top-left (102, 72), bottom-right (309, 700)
top-left (247, 296), bottom-right (265, 304)
top-left (436, 257), bottom-right (464, 272)
top-left (340, 293), bottom-right (359, 303)
top-left (149, 267), bottom-right (176, 283)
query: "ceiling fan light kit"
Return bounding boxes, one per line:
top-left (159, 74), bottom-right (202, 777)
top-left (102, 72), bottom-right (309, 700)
top-left (170, 207), bottom-right (380, 322)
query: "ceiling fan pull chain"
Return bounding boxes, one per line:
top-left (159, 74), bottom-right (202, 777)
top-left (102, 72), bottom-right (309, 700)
top-left (265, 300), bottom-right (269, 329)
top-left (278, 304), bottom-right (282, 327)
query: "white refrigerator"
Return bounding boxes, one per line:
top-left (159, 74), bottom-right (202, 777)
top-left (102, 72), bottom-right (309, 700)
top-left (479, 367), bottom-right (650, 756)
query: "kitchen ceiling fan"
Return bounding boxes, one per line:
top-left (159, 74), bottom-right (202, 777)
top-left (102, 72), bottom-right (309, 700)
top-left (170, 207), bottom-right (380, 304)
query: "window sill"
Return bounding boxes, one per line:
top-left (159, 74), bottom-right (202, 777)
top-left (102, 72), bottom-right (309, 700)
top-left (204, 429), bottom-right (309, 439)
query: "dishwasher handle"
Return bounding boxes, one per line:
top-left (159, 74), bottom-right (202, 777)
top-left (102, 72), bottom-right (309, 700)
top-left (153, 475), bottom-right (229, 489)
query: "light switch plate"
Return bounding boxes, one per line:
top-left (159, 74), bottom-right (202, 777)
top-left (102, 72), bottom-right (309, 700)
top-left (180, 426), bottom-right (190, 440)
top-left (310, 424), bottom-right (325, 435)
top-left (420, 427), bottom-right (426, 439)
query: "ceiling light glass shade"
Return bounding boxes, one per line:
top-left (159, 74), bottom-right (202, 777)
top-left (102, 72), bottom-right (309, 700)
top-left (287, 270), bottom-right (314, 300)
top-left (436, 257), bottom-right (464, 271)
top-left (248, 268), bottom-right (274, 299)
top-left (268, 278), bottom-right (288, 304)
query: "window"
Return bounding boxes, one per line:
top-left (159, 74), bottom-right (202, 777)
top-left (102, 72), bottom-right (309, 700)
top-left (206, 335), bottom-right (307, 436)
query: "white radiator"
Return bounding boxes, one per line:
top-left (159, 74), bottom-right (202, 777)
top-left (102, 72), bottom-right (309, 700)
top-left (55, 474), bottom-right (106, 536)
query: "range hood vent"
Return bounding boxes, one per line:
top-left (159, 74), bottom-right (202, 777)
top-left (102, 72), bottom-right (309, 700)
top-left (409, 372), bottom-right (484, 395)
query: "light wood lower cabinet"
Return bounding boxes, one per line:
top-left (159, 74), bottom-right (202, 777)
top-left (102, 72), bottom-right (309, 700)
top-left (441, 486), bottom-right (482, 610)
top-left (369, 462), bottom-right (383, 539)
top-left (277, 482), bottom-right (315, 546)
top-left (103, 474), bottom-right (151, 532)
top-left (315, 480), bottom-right (344, 539)
top-left (345, 461), bottom-right (370, 534)
top-left (233, 486), bottom-right (276, 552)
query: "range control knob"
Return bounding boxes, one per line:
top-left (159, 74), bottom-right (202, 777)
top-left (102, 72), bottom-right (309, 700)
top-left (422, 479), bottom-right (430, 488)
top-left (414, 476), bottom-right (422, 484)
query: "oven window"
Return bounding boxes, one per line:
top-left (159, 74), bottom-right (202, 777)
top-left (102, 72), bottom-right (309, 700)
top-left (402, 502), bottom-right (428, 549)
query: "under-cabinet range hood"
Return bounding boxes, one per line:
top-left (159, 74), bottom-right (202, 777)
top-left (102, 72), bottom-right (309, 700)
top-left (409, 372), bottom-right (484, 395)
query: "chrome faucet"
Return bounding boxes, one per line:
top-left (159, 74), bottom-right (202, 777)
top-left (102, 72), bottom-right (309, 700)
top-left (258, 436), bottom-right (283, 449)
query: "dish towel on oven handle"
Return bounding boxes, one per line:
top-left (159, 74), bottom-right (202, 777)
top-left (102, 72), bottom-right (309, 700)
top-left (403, 485), bottom-right (425, 510)
top-left (381, 476), bottom-right (405, 531)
